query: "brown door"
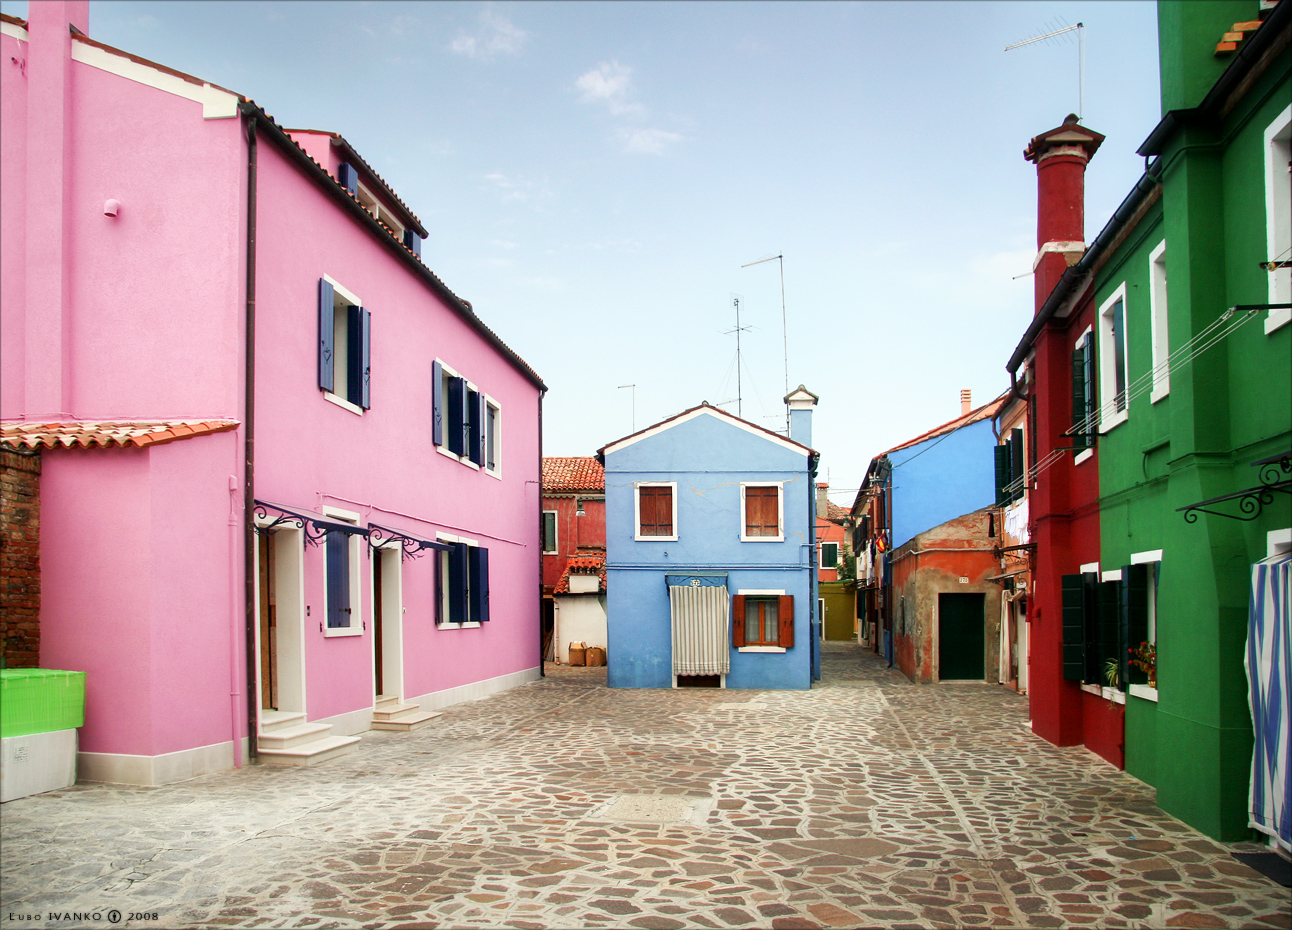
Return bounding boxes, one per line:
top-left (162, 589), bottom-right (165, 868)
top-left (258, 534), bottom-right (278, 710)
top-left (373, 552), bottom-right (384, 697)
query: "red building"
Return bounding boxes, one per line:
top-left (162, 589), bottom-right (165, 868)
top-left (541, 457), bottom-right (606, 660)
top-left (815, 483), bottom-right (848, 582)
top-left (1008, 115), bottom-right (1122, 768)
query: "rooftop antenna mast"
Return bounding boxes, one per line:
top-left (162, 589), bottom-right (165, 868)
top-left (742, 253), bottom-right (789, 432)
top-left (1005, 21), bottom-right (1084, 119)
top-left (724, 296), bottom-right (753, 419)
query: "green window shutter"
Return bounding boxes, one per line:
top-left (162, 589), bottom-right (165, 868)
top-left (1122, 563), bottom-right (1149, 685)
top-left (1009, 429), bottom-right (1024, 501)
top-left (542, 512), bottom-right (556, 552)
top-left (1061, 574), bottom-right (1086, 681)
top-left (994, 444), bottom-right (1011, 507)
top-left (1071, 345), bottom-right (1087, 450)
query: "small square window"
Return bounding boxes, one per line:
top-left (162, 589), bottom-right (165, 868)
top-left (636, 484), bottom-right (676, 540)
top-left (820, 542), bottom-right (839, 569)
top-left (741, 484), bottom-right (782, 541)
top-left (743, 596), bottom-right (780, 646)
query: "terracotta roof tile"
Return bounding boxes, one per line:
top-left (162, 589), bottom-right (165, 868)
top-left (553, 555), bottom-right (607, 594)
top-left (883, 392), bottom-right (1010, 455)
top-left (1, 420), bottom-right (239, 450)
top-left (543, 457), bottom-right (605, 493)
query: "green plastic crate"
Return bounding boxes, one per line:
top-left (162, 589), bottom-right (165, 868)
top-left (1, 669), bottom-right (86, 738)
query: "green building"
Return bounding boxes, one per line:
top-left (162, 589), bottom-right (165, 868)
top-left (1091, 0), bottom-right (1290, 840)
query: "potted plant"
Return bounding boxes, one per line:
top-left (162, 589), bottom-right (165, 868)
top-left (1129, 641), bottom-right (1157, 688)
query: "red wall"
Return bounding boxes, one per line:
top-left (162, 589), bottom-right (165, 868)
top-left (542, 495), bottom-right (605, 591)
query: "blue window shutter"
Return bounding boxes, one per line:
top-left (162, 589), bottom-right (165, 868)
top-left (449, 542), bottom-right (469, 623)
top-left (467, 389), bottom-right (483, 466)
top-left (432, 361), bottom-right (444, 446)
top-left (326, 532), bottom-right (350, 628)
top-left (447, 377), bottom-right (465, 456)
top-left (318, 278), bottom-right (335, 393)
top-left (403, 230), bottom-right (422, 258)
top-left (469, 546), bottom-right (490, 623)
top-left (349, 306), bottom-right (370, 409)
top-left (338, 162), bottom-right (357, 194)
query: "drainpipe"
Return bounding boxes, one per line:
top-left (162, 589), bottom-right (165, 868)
top-left (538, 389), bottom-right (546, 677)
top-left (242, 110), bottom-right (259, 760)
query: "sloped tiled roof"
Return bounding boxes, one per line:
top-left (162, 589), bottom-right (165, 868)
top-left (543, 457), bottom-right (605, 493)
top-left (599, 402), bottom-right (813, 457)
top-left (554, 555), bottom-right (606, 594)
top-left (883, 392), bottom-right (1009, 456)
top-left (1, 420), bottom-right (239, 450)
top-left (821, 501), bottom-right (851, 523)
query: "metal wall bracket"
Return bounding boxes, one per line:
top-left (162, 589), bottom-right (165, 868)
top-left (1178, 452), bottom-right (1292, 523)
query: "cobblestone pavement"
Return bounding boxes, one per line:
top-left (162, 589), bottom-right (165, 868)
top-left (3, 644), bottom-right (1288, 930)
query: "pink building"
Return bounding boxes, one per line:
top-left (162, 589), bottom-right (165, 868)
top-left (0, 3), bottom-right (545, 785)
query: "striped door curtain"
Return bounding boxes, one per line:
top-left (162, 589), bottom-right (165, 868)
top-left (1246, 552), bottom-right (1291, 850)
top-left (670, 583), bottom-right (731, 676)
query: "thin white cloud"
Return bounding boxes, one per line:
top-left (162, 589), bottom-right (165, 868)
top-left (576, 61), bottom-right (643, 117)
top-left (451, 6), bottom-right (528, 60)
top-left (490, 239), bottom-right (518, 250)
top-left (618, 127), bottom-right (683, 156)
top-left (483, 172), bottom-right (550, 204)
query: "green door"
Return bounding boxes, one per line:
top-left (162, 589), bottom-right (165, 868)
top-left (939, 592), bottom-right (985, 680)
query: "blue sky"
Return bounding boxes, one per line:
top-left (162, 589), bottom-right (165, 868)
top-left (3, 1), bottom-right (1163, 504)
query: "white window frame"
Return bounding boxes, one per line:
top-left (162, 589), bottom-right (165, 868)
top-left (434, 360), bottom-right (482, 470)
top-left (1073, 326), bottom-right (1095, 465)
top-left (436, 531), bottom-right (482, 630)
top-left (634, 482), bottom-right (678, 542)
top-left (322, 506), bottom-right (364, 638)
top-left (1148, 241), bottom-right (1170, 403)
top-left (820, 541), bottom-right (840, 569)
top-left (541, 510), bottom-right (558, 555)
top-left (1265, 104), bottom-right (1291, 334)
top-left (483, 393), bottom-right (502, 479)
top-left (739, 481), bottom-right (784, 543)
top-left (356, 181), bottom-right (406, 241)
top-left (1097, 284), bottom-right (1129, 434)
top-left (736, 589), bottom-right (787, 653)
top-left (322, 275), bottom-right (365, 416)
top-left (1128, 548), bottom-right (1163, 702)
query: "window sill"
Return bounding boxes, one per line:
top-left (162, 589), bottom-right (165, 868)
top-left (1128, 683), bottom-right (1159, 702)
top-left (635, 535), bottom-right (678, 542)
top-left (1074, 448), bottom-right (1094, 466)
top-left (437, 622), bottom-right (482, 630)
top-left (324, 625), bottom-right (363, 638)
top-left (1149, 387), bottom-right (1170, 405)
top-left (1080, 682), bottom-right (1125, 704)
top-left (436, 446), bottom-right (483, 469)
top-left (740, 536), bottom-right (785, 543)
top-left (1265, 308), bottom-right (1291, 334)
top-left (1099, 410), bottom-right (1129, 434)
top-left (323, 392), bottom-right (364, 416)
top-left (738, 645), bottom-right (786, 653)
top-left (484, 467), bottom-right (502, 481)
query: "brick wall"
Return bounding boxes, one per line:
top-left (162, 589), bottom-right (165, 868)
top-left (1, 445), bottom-right (41, 667)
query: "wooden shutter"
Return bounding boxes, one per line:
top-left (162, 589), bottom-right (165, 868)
top-left (732, 595), bottom-right (746, 647)
top-left (447, 377), bottom-right (465, 455)
top-left (994, 444), bottom-right (1010, 506)
top-left (467, 390), bottom-right (484, 466)
top-left (746, 486), bottom-right (778, 536)
top-left (1096, 579), bottom-right (1120, 685)
top-left (1060, 573), bottom-right (1086, 681)
top-left (469, 546), bottom-right (490, 623)
top-left (777, 595), bottom-right (795, 648)
top-left (432, 361), bottom-right (444, 446)
top-left (1122, 563), bottom-right (1149, 685)
top-left (347, 305), bottom-right (370, 409)
top-left (318, 278), bottom-right (335, 393)
top-left (542, 512), bottom-right (556, 552)
top-left (325, 532), bottom-right (350, 628)
top-left (639, 486), bottom-right (672, 536)
top-left (821, 543), bottom-right (838, 568)
top-left (1009, 429), bottom-right (1024, 501)
top-left (338, 162), bottom-right (357, 194)
top-left (448, 543), bottom-right (469, 623)
top-left (403, 230), bottom-right (422, 258)
top-left (434, 550), bottom-right (443, 623)
top-left (1071, 345), bottom-right (1087, 450)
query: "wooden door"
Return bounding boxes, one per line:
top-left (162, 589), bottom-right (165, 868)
top-left (258, 534), bottom-right (278, 710)
top-left (939, 592), bottom-right (985, 680)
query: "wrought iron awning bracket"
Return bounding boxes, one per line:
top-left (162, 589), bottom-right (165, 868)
top-left (253, 500), bottom-right (370, 548)
top-left (368, 523), bottom-right (452, 561)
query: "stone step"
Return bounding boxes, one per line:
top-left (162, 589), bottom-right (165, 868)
top-left (258, 734), bottom-right (361, 766)
top-left (370, 710), bottom-right (443, 732)
top-left (259, 710), bottom-right (306, 733)
top-left (374, 694), bottom-right (400, 710)
top-left (372, 701), bottom-right (423, 721)
top-left (257, 722), bottom-right (335, 751)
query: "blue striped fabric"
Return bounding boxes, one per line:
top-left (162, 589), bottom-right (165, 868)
top-left (1246, 553), bottom-right (1291, 850)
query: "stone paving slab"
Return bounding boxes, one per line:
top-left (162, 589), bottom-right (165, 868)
top-left (2, 644), bottom-right (1288, 929)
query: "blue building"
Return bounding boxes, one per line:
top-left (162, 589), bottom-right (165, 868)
top-left (599, 389), bottom-right (821, 690)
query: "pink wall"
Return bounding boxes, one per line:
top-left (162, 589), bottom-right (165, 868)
top-left (38, 434), bottom-right (244, 757)
top-left (252, 134), bottom-right (541, 719)
top-left (1, 30), bottom-right (29, 415)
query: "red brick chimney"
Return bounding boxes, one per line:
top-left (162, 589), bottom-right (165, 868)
top-left (1024, 114), bottom-right (1104, 311)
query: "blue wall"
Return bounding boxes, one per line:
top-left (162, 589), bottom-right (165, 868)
top-left (604, 410), bottom-right (814, 689)
top-left (889, 418), bottom-right (996, 547)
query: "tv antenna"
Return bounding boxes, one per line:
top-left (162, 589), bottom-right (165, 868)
top-left (1005, 20), bottom-right (1085, 119)
top-left (742, 253), bottom-right (789, 432)
top-left (724, 296), bottom-right (753, 419)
